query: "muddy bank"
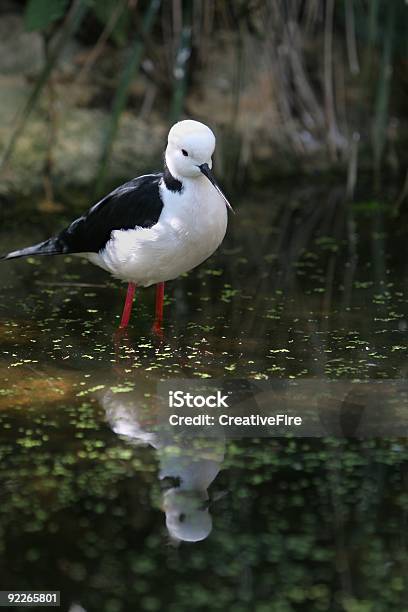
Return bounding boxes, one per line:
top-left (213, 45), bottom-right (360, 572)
top-left (0, 12), bottom-right (406, 199)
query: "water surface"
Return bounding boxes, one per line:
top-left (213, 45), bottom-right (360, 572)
top-left (0, 183), bottom-right (406, 611)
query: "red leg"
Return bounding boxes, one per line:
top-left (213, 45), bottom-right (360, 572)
top-left (119, 282), bottom-right (136, 328)
top-left (155, 282), bottom-right (165, 321)
top-left (152, 282), bottom-right (165, 335)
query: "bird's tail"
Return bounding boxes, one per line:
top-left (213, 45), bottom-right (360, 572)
top-left (0, 238), bottom-right (62, 261)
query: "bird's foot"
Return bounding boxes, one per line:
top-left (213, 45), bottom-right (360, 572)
top-left (112, 327), bottom-right (133, 374)
top-left (152, 318), bottom-right (164, 340)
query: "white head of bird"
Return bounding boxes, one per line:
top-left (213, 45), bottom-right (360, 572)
top-left (165, 119), bottom-right (233, 211)
top-left (165, 119), bottom-right (215, 179)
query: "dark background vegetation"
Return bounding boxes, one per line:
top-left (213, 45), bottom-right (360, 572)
top-left (0, 0), bottom-right (406, 204)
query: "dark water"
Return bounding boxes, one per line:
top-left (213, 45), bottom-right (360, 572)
top-left (0, 184), bottom-right (407, 611)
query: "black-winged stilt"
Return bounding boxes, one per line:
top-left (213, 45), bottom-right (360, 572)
top-left (1, 120), bottom-right (233, 330)
top-left (102, 386), bottom-right (225, 542)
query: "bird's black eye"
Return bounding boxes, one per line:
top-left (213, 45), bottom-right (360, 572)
top-left (179, 513), bottom-right (186, 523)
top-left (181, 149), bottom-right (188, 157)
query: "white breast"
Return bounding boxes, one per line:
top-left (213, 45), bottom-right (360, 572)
top-left (88, 176), bottom-right (228, 286)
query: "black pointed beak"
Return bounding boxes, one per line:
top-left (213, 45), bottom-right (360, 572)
top-left (199, 163), bottom-right (234, 213)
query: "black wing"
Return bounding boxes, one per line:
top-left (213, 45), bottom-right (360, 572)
top-left (2, 174), bottom-right (164, 260)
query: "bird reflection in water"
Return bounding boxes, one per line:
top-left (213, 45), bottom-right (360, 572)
top-left (100, 388), bottom-right (225, 543)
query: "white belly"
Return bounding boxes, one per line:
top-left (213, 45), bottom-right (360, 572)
top-left (87, 177), bottom-right (228, 287)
